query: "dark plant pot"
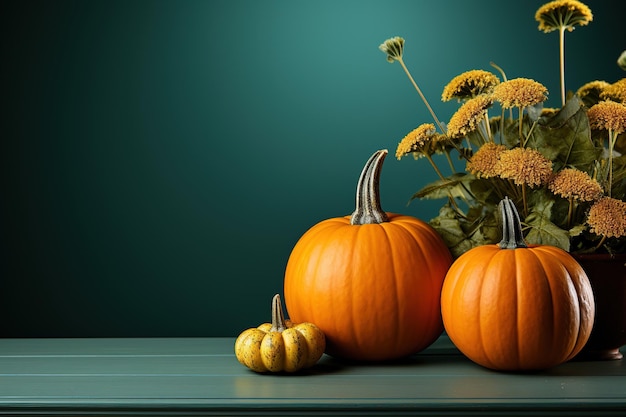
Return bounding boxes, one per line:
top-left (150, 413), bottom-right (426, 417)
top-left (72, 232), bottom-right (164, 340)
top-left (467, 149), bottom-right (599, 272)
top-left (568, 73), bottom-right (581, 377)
top-left (574, 253), bottom-right (626, 360)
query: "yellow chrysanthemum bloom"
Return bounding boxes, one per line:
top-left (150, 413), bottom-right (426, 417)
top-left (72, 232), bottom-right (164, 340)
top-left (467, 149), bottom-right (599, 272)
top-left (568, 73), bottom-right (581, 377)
top-left (587, 197), bottom-right (626, 238)
top-left (446, 96), bottom-right (493, 139)
top-left (379, 37), bottom-right (404, 63)
top-left (548, 168), bottom-right (603, 202)
top-left (587, 101), bottom-right (626, 134)
top-left (600, 78), bottom-right (626, 104)
top-left (576, 80), bottom-right (610, 107)
top-left (441, 70), bottom-right (500, 102)
top-left (495, 148), bottom-right (553, 187)
top-left (395, 123), bottom-right (436, 159)
top-left (466, 143), bottom-right (507, 179)
top-left (492, 78), bottom-right (548, 109)
top-left (535, 0), bottom-right (593, 33)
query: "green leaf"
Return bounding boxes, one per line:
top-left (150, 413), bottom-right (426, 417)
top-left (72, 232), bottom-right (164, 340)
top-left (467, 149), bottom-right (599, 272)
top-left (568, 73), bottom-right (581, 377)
top-left (569, 224), bottom-right (586, 238)
top-left (429, 207), bottom-right (474, 258)
top-left (527, 188), bottom-right (555, 217)
top-left (522, 191), bottom-right (570, 250)
top-left (429, 205), bottom-right (500, 258)
top-left (611, 155), bottom-right (626, 184)
top-left (469, 177), bottom-right (516, 206)
top-left (525, 209), bottom-right (570, 252)
top-left (529, 96), bottom-right (600, 171)
top-left (476, 209), bottom-right (501, 244)
top-left (542, 95), bottom-right (582, 124)
top-left (413, 173), bottom-right (473, 200)
top-left (525, 219), bottom-right (571, 251)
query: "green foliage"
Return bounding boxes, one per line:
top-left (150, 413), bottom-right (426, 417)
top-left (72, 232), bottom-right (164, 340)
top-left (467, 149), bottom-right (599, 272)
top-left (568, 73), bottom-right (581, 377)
top-left (532, 96), bottom-right (600, 171)
top-left (384, 22), bottom-right (626, 257)
top-left (410, 95), bottom-right (625, 257)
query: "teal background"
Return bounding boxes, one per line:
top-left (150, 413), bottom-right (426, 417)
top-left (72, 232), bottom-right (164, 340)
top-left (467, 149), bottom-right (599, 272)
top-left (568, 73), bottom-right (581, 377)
top-left (2, 0), bottom-right (624, 337)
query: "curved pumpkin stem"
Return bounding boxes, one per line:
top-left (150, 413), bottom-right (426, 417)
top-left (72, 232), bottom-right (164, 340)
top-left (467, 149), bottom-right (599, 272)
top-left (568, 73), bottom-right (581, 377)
top-left (270, 294), bottom-right (288, 332)
top-left (498, 196), bottom-right (528, 249)
top-left (350, 149), bottom-right (390, 225)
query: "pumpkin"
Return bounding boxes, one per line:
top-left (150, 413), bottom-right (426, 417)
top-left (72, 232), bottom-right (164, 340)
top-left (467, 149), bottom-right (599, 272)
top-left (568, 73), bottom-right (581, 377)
top-left (440, 197), bottom-right (595, 371)
top-left (283, 149), bottom-right (453, 361)
top-left (234, 294), bottom-right (325, 373)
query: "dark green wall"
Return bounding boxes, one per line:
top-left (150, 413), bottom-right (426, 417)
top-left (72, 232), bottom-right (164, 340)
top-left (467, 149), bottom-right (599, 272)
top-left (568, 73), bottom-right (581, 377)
top-left (2, 0), bottom-right (623, 336)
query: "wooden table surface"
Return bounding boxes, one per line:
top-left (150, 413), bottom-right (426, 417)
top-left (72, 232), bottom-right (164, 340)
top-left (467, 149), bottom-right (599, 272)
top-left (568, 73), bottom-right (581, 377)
top-left (0, 336), bottom-right (624, 416)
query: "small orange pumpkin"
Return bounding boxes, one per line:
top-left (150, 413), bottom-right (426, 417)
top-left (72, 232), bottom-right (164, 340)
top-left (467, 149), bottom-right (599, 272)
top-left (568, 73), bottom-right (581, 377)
top-left (441, 197), bottom-right (595, 371)
top-left (284, 149), bottom-right (453, 361)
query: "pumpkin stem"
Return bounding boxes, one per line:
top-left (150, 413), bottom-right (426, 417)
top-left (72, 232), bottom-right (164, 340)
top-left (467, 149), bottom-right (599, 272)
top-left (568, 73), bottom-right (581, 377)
top-left (270, 294), bottom-right (288, 332)
top-left (498, 196), bottom-right (528, 249)
top-left (350, 149), bottom-right (390, 225)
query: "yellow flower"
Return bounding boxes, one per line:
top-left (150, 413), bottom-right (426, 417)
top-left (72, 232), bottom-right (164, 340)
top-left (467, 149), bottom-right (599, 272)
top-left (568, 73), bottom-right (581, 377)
top-left (576, 80), bottom-right (610, 107)
top-left (600, 78), bottom-right (626, 104)
top-left (396, 123), bottom-right (436, 159)
top-left (466, 143), bottom-right (507, 178)
top-left (379, 37), bottom-right (404, 63)
top-left (587, 197), bottom-right (626, 238)
top-left (587, 101), bottom-right (626, 134)
top-left (441, 70), bottom-right (500, 102)
top-left (492, 78), bottom-right (548, 109)
top-left (495, 148), bottom-right (553, 187)
top-left (446, 96), bottom-right (493, 139)
top-left (535, 0), bottom-right (593, 33)
top-left (548, 168), bottom-right (603, 202)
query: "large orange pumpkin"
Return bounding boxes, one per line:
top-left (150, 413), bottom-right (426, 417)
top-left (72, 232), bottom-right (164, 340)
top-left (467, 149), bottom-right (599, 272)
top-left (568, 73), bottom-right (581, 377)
top-left (441, 197), bottom-right (595, 371)
top-left (284, 149), bottom-right (453, 361)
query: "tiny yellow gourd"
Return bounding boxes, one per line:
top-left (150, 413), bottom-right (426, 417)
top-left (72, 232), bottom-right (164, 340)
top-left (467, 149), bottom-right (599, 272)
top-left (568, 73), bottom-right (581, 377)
top-left (234, 294), bottom-right (326, 373)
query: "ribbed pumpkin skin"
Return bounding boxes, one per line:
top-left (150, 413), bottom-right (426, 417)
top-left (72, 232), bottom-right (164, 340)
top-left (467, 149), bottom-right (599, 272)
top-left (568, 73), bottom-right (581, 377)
top-left (441, 244), bottom-right (595, 371)
top-left (284, 212), bottom-right (453, 361)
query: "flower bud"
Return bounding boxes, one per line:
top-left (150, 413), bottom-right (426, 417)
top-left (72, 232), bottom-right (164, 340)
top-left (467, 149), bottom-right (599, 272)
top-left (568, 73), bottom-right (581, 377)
top-left (618, 50), bottom-right (626, 71)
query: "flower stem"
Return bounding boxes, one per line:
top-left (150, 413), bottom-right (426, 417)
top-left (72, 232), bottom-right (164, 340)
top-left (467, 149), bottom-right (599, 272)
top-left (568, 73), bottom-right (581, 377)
top-left (397, 54), bottom-right (474, 184)
top-left (523, 120), bottom-right (538, 147)
top-left (490, 61), bottom-right (507, 82)
top-left (484, 113), bottom-right (493, 143)
top-left (476, 121), bottom-right (489, 145)
top-left (507, 179), bottom-right (520, 199)
top-left (498, 108), bottom-right (505, 144)
top-left (490, 61), bottom-right (513, 120)
top-left (566, 195), bottom-right (574, 229)
top-left (608, 129), bottom-right (616, 197)
top-left (559, 26), bottom-right (566, 107)
top-left (398, 57), bottom-right (446, 134)
top-left (593, 235), bottom-right (607, 252)
top-left (425, 153), bottom-right (463, 213)
top-left (521, 183), bottom-right (528, 218)
top-left (444, 150), bottom-right (456, 173)
top-left (518, 107), bottom-right (525, 146)
top-left (425, 153), bottom-right (446, 181)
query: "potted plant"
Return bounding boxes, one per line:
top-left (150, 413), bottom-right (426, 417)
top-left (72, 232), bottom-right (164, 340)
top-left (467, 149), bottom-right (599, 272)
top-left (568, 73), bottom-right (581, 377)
top-left (380, 0), bottom-right (626, 359)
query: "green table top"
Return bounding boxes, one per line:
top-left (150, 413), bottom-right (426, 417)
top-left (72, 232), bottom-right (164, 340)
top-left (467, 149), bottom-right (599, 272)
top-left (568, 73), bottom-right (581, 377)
top-left (0, 336), bottom-right (624, 416)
